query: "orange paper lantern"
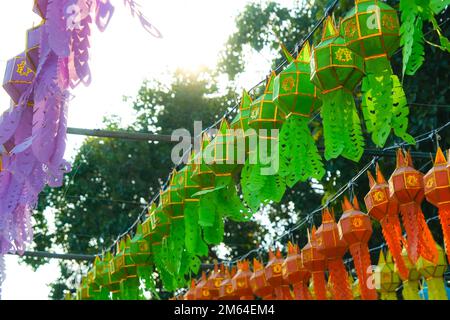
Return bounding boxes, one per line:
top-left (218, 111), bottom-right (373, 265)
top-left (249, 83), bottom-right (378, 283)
top-left (206, 263), bottom-right (225, 300)
top-left (301, 227), bottom-right (327, 300)
top-left (388, 149), bottom-right (439, 264)
top-left (231, 260), bottom-right (254, 300)
top-left (185, 279), bottom-right (197, 300)
top-left (424, 147), bottom-right (450, 263)
top-left (282, 242), bottom-right (312, 300)
top-left (365, 164), bottom-right (408, 279)
top-left (195, 272), bottom-right (211, 300)
top-left (338, 196), bottom-right (377, 300)
top-left (315, 208), bottom-right (353, 300)
top-left (250, 259), bottom-right (274, 299)
top-left (218, 267), bottom-right (239, 300)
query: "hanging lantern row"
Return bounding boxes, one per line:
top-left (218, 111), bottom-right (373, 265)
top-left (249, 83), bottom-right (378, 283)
top-left (74, 148), bottom-right (450, 300)
top-left (72, 0), bottom-right (447, 299)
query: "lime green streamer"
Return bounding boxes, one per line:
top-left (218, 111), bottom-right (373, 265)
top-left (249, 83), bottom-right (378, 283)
top-left (279, 116), bottom-right (324, 187)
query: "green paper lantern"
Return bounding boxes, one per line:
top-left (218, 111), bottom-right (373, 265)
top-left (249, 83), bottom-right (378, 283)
top-left (174, 160), bottom-right (200, 200)
top-left (311, 16), bottom-right (365, 162)
top-left (273, 42), bottom-right (325, 187)
top-left (148, 202), bottom-right (171, 243)
top-left (94, 252), bottom-right (120, 299)
top-left (231, 90), bottom-right (256, 156)
top-left (191, 135), bottom-right (217, 190)
top-left (130, 224), bottom-right (153, 266)
top-left (340, 0), bottom-right (414, 147)
top-left (160, 170), bottom-right (185, 219)
top-left (341, 0), bottom-right (400, 59)
top-left (248, 71), bottom-right (285, 137)
top-left (273, 42), bottom-right (322, 118)
top-left (204, 118), bottom-right (241, 175)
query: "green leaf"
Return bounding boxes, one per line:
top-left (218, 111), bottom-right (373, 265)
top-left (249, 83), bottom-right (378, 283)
top-left (198, 192), bottom-right (217, 227)
top-left (391, 75), bottom-right (416, 144)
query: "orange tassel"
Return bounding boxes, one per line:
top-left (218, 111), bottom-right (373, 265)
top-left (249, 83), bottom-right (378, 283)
top-left (293, 282), bottom-right (312, 300)
top-left (438, 205), bottom-right (450, 263)
top-left (349, 243), bottom-right (378, 300)
top-left (312, 272), bottom-right (327, 300)
top-left (327, 259), bottom-right (353, 300)
top-left (381, 213), bottom-right (409, 279)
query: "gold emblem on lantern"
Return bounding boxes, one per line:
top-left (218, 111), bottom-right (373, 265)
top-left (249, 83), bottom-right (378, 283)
top-left (215, 279), bottom-right (222, 288)
top-left (273, 264), bottom-right (282, 274)
top-left (303, 251), bottom-right (311, 261)
top-left (226, 285), bottom-right (233, 294)
top-left (344, 20), bottom-right (357, 38)
top-left (139, 242), bottom-right (148, 251)
top-left (352, 217), bottom-right (363, 228)
top-left (335, 48), bottom-right (353, 62)
top-left (202, 288), bottom-right (210, 297)
top-left (382, 14), bottom-right (396, 31)
top-left (373, 191), bottom-right (386, 204)
top-left (425, 177), bottom-right (435, 189)
top-left (406, 174), bottom-right (419, 187)
top-left (237, 280), bottom-right (245, 288)
top-left (282, 76), bottom-right (295, 91)
top-left (178, 175), bottom-right (184, 185)
top-left (250, 108), bottom-right (259, 120)
top-left (16, 60), bottom-right (33, 77)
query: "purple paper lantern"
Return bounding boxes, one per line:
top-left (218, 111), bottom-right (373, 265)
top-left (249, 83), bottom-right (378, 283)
top-left (26, 24), bottom-right (43, 71)
top-left (2, 53), bottom-right (35, 105)
top-left (33, 0), bottom-right (48, 19)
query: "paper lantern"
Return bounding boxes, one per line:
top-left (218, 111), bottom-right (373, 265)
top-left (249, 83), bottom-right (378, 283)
top-left (338, 196), bottom-right (377, 300)
top-left (205, 119), bottom-right (240, 175)
top-left (231, 260), bottom-right (254, 300)
top-left (315, 208), bottom-right (353, 300)
top-left (388, 149), bottom-right (439, 264)
top-left (230, 90), bottom-right (255, 156)
top-left (97, 252), bottom-right (120, 299)
top-left (78, 276), bottom-right (96, 300)
top-left (264, 248), bottom-right (287, 300)
top-left (2, 53), bottom-right (35, 105)
top-left (301, 227), bottom-right (327, 300)
top-left (160, 170), bottom-right (184, 219)
top-left (195, 272), bottom-right (211, 300)
top-left (148, 202), bottom-right (170, 243)
top-left (282, 242), bottom-right (312, 300)
top-left (399, 247), bottom-right (422, 300)
top-left (130, 224), bottom-right (156, 293)
top-left (375, 250), bottom-right (400, 300)
top-left (218, 267), bottom-right (238, 300)
top-left (110, 237), bottom-right (140, 299)
top-left (86, 268), bottom-right (108, 300)
top-left (310, 16), bottom-right (365, 162)
top-left (424, 147), bottom-right (450, 263)
top-left (206, 263), bottom-right (225, 300)
top-left (417, 243), bottom-right (449, 300)
top-left (341, 0), bottom-right (412, 147)
top-left (350, 273), bottom-right (362, 300)
top-left (25, 24), bottom-right (43, 71)
top-left (191, 134), bottom-right (216, 190)
top-left (365, 163), bottom-right (408, 279)
top-left (185, 279), bottom-right (197, 300)
top-left (248, 71), bottom-right (285, 158)
top-left (33, 0), bottom-right (48, 19)
top-left (250, 258), bottom-right (274, 299)
top-left (273, 42), bottom-right (324, 187)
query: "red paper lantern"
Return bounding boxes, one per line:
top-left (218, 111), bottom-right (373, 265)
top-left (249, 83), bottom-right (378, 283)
top-left (265, 249), bottom-right (291, 300)
top-left (338, 196), bottom-right (377, 300)
top-left (218, 267), bottom-right (239, 300)
top-left (184, 279), bottom-right (197, 300)
top-left (231, 260), bottom-right (254, 300)
top-left (249, 259), bottom-right (274, 299)
top-left (424, 147), bottom-right (450, 263)
top-left (195, 272), bottom-right (211, 300)
top-left (315, 208), bottom-right (353, 300)
top-left (282, 242), bottom-right (312, 300)
top-left (365, 163), bottom-right (408, 280)
top-left (206, 263), bottom-right (225, 300)
top-left (388, 149), bottom-right (439, 264)
top-left (301, 226), bottom-right (327, 300)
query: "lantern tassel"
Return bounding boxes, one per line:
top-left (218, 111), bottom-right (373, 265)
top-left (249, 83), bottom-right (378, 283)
top-left (418, 209), bottom-right (439, 264)
top-left (327, 259), bottom-right (353, 300)
top-left (438, 204), bottom-right (450, 263)
top-left (349, 243), bottom-right (378, 300)
top-left (321, 89), bottom-right (364, 162)
top-left (381, 213), bottom-right (410, 279)
top-left (400, 202), bottom-right (421, 263)
top-left (279, 116), bottom-right (324, 187)
top-left (311, 271), bottom-right (327, 300)
top-left (293, 282), bottom-right (312, 300)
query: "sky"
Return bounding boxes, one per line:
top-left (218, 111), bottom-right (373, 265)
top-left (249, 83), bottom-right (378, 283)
top-left (0, 0), bottom-right (301, 300)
